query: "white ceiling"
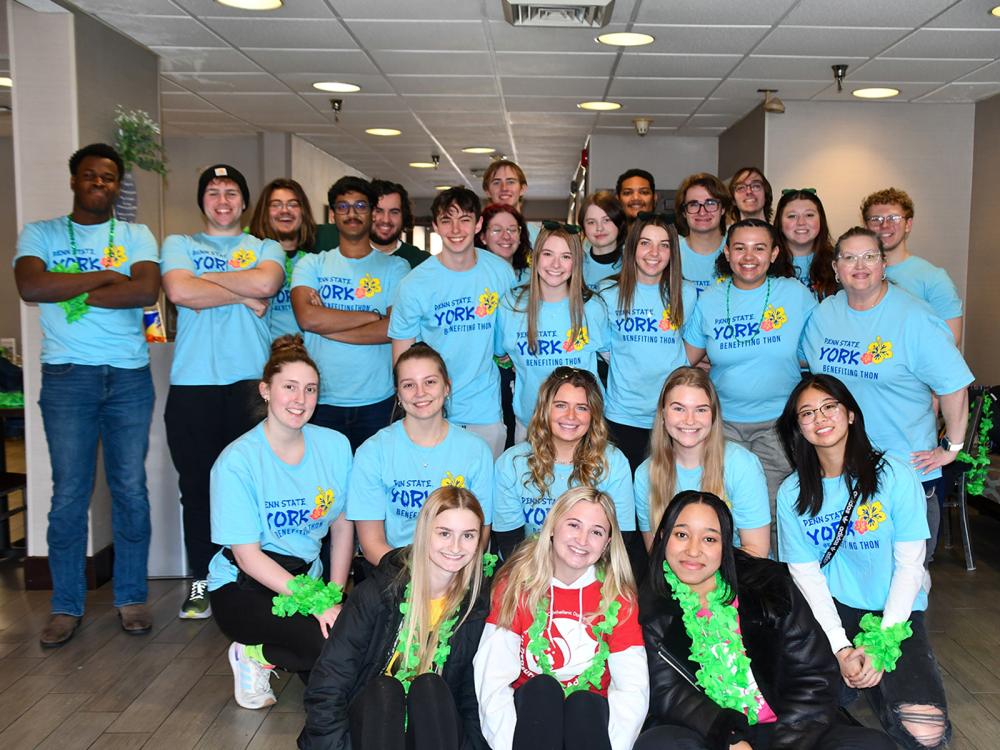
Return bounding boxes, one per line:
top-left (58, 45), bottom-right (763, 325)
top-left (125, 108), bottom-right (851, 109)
top-left (26, 1), bottom-right (1000, 196)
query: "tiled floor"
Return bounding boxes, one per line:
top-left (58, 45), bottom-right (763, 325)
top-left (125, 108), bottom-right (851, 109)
top-left (2, 435), bottom-right (1000, 748)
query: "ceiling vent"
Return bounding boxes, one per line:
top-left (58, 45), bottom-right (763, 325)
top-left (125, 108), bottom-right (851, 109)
top-left (502, 0), bottom-right (615, 28)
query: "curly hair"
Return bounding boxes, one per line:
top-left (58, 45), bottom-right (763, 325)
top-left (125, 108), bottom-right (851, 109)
top-left (860, 187), bottom-right (914, 221)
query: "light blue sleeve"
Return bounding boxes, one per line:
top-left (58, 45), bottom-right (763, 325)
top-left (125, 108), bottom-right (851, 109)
top-left (129, 224), bottom-right (160, 265)
top-left (384, 257), bottom-right (410, 308)
top-left (160, 235), bottom-right (196, 274)
top-left (884, 458), bottom-right (930, 543)
top-left (776, 475), bottom-right (815, 564)
top-left (495, 291), bottom-right (513, 358)
top-left (799, 281), bottom-right (819, 321)
top-left (387, 272), bottom-right (424, 340)
top-left (605, 447), bottom-right (636, 532)
top-left (682, 293), bottom-right (707, 348)
top-left (468, 438), bottom-right (495, 525)
top-left (13, 221), bottom-right (49, 264)
top-left (493, 447), bottom-right (527, 532)
top-left (587, 294), bottom-right (611, 353)
top-left (290, 252), bottom-right (319, 289)
top-left (726, 445), bottom-right (771, 531)
top-left (633, 459), bottom-right (652, 533)
top-left (904, 310), bottom-right (973, 396)
top-left (209, 444), bottom-right (264, 546)
top-left (345, 436), bottom-right (387, 521)
top-left (925, 268), bottom-right (962, 319)
top-left (678, 282), bottom-right (699, 347)
top-left (259, 238), bottom-right (286, 270)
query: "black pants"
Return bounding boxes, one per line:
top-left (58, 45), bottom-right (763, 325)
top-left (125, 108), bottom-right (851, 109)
top-left (349, 674), bottom-right (463, 750)
top-left (634, 722), bottom-right (896, 750)
top-left (311, 394), bottom-right (395, 453)
top-left (164, 381), bottom-right (260, 578)
top-left (513, 674), bottom-right (611, 750)
top-left (210, 582), bottom-right (325, 674)
top-left (606, 419), bottom-right (651, 474)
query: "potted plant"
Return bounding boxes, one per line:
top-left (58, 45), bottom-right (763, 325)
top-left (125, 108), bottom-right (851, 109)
top-left (113, 105), bottom-right (167, 222)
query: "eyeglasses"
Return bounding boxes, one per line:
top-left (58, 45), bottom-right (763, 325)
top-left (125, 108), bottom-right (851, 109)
top-left (333, 200), bottom-right (370, 214)
top-left (488, 226), bottom-right (520, 237)
top-left (864, 214), bottom-right (904, 227)
top-left (836, 252), bottom-right (882, 266)
top-left (682, 199), bottom-right (721, 215)
top-left (797, 401), bottom-right (842, 425)
top-left (733, 181), bottom-right (764, 195)
top-left (269, 200), bottom-right (301, 211)
top-left (542, 220), bottom-right (582, 234)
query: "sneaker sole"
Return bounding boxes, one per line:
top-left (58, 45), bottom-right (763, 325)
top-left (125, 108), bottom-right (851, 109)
top-left (178, 606), bottom-right (212, 620)
top-left (228, 644), bottom-right (277, 710)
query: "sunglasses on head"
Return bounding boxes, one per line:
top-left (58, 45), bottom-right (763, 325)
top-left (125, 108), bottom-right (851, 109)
top-left (542, 220), bottom-right (582, 235)
top-left (780, 188), bottom-right (817, 196)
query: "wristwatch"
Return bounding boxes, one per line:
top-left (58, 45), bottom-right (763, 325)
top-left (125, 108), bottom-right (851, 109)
top-left (939, 436), bottom-right (964, 452)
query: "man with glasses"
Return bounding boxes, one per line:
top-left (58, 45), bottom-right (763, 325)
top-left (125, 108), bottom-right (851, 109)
top-left (727, 167), bottom-right (773, 222)
top-left (615, 168), bottom-right (657, 223)
top-left (860, 188), bottom-right (963, 344)
top-left (675, 172), bottom-right (732, 293)
top-left (369, 179), bottom-right (430, 269)
top-left (291, 176), bottom-right (409, 450)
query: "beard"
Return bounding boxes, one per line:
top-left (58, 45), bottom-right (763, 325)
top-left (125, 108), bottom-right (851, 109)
top-left (371, 225), bottom-right (403, 246)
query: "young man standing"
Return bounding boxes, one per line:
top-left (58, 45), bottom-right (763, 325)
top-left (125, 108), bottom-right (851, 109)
top-left (389, 186), bottom-right (516, 457)
top-left (675, 172), bottom-right (732, 293)
top-left (161, 165), bottom-right (284, 619)
top-left (861, 187), bottom-right (963, 344)
top-left (369, 178), bottom-right (430, 269)
top-left (615, 168), bottom-right (657, 222)
top-left (292, 176), bottom-right (409, 451)
top-left (14, 143), bottom-right (161, 646)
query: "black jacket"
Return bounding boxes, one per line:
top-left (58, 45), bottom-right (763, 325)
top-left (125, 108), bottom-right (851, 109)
top-left (298, 549), bottom-right (490, 750)
top-left (639, 553), bottom-right (839, 750)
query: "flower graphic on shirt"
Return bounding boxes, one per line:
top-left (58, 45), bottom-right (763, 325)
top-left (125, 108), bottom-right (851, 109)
top-left (310, 487), bottom-right (335, 520)
top-left (860, 336), bottom-right (893, 366)
top-left (355, 273), bottom-right (382, 299)
top-left (658, 307), bottom-right (678, 332)
top-left (228, 248), bottom-right (257, 269)
top-left (441, 472), bottom-right (466, 488)
top-left (100, 244), bottom-right (127, 269)
top-left (475, 288), bottom-right (499, 318)
top-left (562, 327), bottom-right (589, 352)
top-left (857, 501), bottom-right (887, 531)
top-left (760, 305), bottom-right (787, 332)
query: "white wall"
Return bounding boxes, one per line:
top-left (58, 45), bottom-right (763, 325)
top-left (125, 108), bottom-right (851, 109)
top-left (764, 101), bottom-right (974, 302)
top-left (588, 133), bottom-right (718, 200)
top-left (290, 135), bottom-right (365, 221)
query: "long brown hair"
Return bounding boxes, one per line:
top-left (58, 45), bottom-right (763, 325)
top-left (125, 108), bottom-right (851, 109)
top-left (249, 178), bottom-right (317, 252)
top-left (612, 214), bottom-right (684, 327)
top-left (526, 367), bottom-right (610, 497)
top-left (646, 367), bottom-right (726, 533)
top-left (773, 190), bottom-right (838, 300)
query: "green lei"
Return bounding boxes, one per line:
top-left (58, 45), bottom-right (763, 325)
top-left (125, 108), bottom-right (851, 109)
top-left (525, 566), bottom-right (621, 696)
top-left (390, 583), bottom-right (460, 692)
top-left (853, 613), bottom-right (911, 672)
top-left (957, 393), bottom-right (995, 497)
top-left (663, 563), bottom-right (761, 723)
top-left (271, 574), bottom-right (343, 617)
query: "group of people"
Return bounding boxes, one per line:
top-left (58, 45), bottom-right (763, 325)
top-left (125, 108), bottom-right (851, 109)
top-left (13, 143), bottom-right (973, 750)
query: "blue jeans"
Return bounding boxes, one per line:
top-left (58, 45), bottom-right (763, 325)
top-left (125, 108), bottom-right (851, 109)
top-left (311, 395), bottom-right (395, 452)
top-left (39, 363), bottom-right (154, 616)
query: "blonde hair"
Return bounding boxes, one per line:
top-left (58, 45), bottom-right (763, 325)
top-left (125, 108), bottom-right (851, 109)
top-left (526, 368), bottom-right (610, 497)
top-left (399, 486), bottom-right (485, 675)
top-left (495, 487), bottom-right (636, 629)
top-left (516, 226), bottom-right (590, 355)
top-left (647, 367), bottom-right (727, 532)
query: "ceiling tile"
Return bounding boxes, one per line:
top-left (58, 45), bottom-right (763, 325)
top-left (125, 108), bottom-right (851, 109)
top-left (809, 81), bottom-right (945, 101)
top-left (388, 75), bottom-right (494, 96)
top-left (485, 21), bottom-right (626, 52)
top-left (756, 26), bottom-right (909, 57)
top-left (926, 0), bottom-right (1000, 27)
top-left (617, 53), bottom-right (741, 78)
top-left (628, 25), bottom-right (771, 54)
top-left (881, 28), bottom-right (1000, 59)
top-left (73, 0), bottom-right (186, 15)
top-left (729, 55), bottom-right (869, 81)
top-left (595, 113), bottom-right (689, 127)
top-left (346, 20), bottom-right (488, 50)
top-left (633, 0), bottom-right (797, 25)
top-left (959, 60), bottom-right (1000, 83)
top-left (161, 91), bottom-right (219, 110)
top-left (163, 72), bottom-right (286, 93)
top-left (242, 49), bottom-right (380, 75)
top-left (153, 47), bottom-right (262, 74)
top-left (496, 51), bottom-right (616, 77)
top-left (406, 95), bottom-right (501, 112)
top-left (914, 82), bottom-right (1000, 102)
top-left (501, 77), bottom-right (609, 96)
top-left (199, 92), bottom-right (329, 121)
top-left (300, 92), bottom-right (409, 111)
top-left (333, 0), bottom-right (488, 20)
top-left (176, 0), bottom-right (336, 19)
top-left (782, 0), bottom-right (952, 27)
top-left (607, 78), bottom-right (719, 98)
top-left (96, 14), bottom-right (225, 47)
top-left (851, 57), bottom-right (989, 83)
top-left (697, 97), bottom-right (760, 114)
top-left (612, 97), bottom-right (705, 115)
top-left (370, 50), bottom-right (494, 75)
top-left (201, 18), bottom-right (355, 48)
top-left (279, 73), bottom-right (397, 95)
top-left (711, 79), bottom-right (829, 98)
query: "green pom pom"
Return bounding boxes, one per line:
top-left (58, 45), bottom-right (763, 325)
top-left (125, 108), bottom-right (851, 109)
top-left (271, 575), bottom-right (343, 617)
top-left (853, 613), bottom-right (912, 672)
top-left (482, 553), bottom-right (499, 578)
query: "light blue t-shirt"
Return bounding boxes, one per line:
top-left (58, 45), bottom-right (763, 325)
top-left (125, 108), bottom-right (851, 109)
top-left (583, 248), bottom-right (622, 290)
top-left (206, 422), bottom-right (352, 591)
top-left (791, 253), bottom-right (812, 288)
top-left (269, 250), bottom-right (308, 340)
top-left (162, 233), bottom-right (285, 385)
top-left (886, 255), bottom-right (963, 321)
top-left (346, 420), bottom-right (495, 548)
top-left (14, 217), bottom-right (159, 368)
top-left (292, 247), bottom-right (409, 407)
top-left (801, 286), bottom-right (973, 481)
top-left (679, 236), bottom-right (724, 294)
top-left (633, 442), bottom-right (770, 543)
top-left (493, 441), bottom-right (635, 534)
top-left (388, 251), bottom-right (516, 425)
top-left (599, 279), bottom-right (697, 428)
top-left (495, 290), bottom-right (609, 425)
top-left (685, 276), bottom-right (817, 423)
top-left (777, 455), bottom-right (930, 612)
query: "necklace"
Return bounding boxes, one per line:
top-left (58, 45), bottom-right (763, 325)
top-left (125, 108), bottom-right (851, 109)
top-left (526, 566), bottom-right (621, 696)
top-left (663, 563), bottom-right (761, 723)
top-left (724, 277), bottom-right (771, 339)
top-left (390, 583), bottom-right (459, 691)
top-left (67, 215), bottom-right (116, 261)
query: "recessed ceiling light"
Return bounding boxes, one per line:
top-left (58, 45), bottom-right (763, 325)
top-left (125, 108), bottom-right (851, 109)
top-left (462, 146), bottom-right (496, 154)
top-left (991, 5), bottom-right (1000, 17)
top-left (365, 128), bottom-right (401, 137)
top-left (596, 32), bottom-right (654, 47)
top-left (312, 81), bottom-right (360, 93)
top-left (0, 77), bottom-right (11, 88)
top-left (409, 161), bottom-right (437, 169)
top-left (215, 0), bottom-right (283, 9)
top-left (577, 101), bottom-right (621, 111)
top-left (435, 185), bottom-right (451, 191)
top-left (852, 87), bottom-right (900, 99)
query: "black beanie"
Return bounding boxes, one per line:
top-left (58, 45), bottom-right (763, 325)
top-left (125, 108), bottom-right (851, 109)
top-left (197, 164), bottom-right (250, 212)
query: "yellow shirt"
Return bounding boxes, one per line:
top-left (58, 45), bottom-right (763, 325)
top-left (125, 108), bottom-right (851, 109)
top-left (385, 595), bottom-right (447, 676)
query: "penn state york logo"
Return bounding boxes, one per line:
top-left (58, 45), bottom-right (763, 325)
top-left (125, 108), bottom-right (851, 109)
top-left (475, 288), bottom-right (499, 318)
top-left (355, 273), bottom-right (382, 299)
top-left (441, 471), bottom-right (466, 488)
top-left (563, 327), bottom-right (589, 352)
top-left (860, 336), bottom-right (892, 366)
top-left (658, 307), bottom-right (678, 332)
top-left (101, 245), bottom-right (127, 269)
top-left (228, 248), bottom-right (257, 269)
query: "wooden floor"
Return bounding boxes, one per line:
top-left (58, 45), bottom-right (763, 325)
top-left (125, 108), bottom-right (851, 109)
top-left (2, 434), bottom-right (1000, 748)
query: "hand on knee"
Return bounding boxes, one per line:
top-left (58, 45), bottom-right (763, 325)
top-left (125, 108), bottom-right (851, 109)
top-left (897, 703), bottom-right (947, 748)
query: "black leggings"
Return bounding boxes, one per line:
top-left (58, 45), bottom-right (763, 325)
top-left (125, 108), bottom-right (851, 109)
top-left (634, 723), bottom-right (896, 750)
top-left (210, 582), bottom-right (325, 674)
top-left (513, 674), bottom-right (611, 750)
top-left (349, 674), bottom-right (463, 750)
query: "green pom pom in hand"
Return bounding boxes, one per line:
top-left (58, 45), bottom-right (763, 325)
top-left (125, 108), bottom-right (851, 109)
top-left (853, 613), bottom-right (912, 672)
top-left (271, 575), bottom-right (343, 617)
top-left (51, 262), bottom-right (91, 323)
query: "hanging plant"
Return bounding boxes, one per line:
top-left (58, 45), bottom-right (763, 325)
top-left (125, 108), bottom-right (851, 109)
top-left (113, 105), bottom-right (168, 176)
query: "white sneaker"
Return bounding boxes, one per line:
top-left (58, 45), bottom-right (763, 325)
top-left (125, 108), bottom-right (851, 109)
top-left (228, 642), bottom-right (277, 710)
top-left (179, 579), bottom-right (212, 619)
